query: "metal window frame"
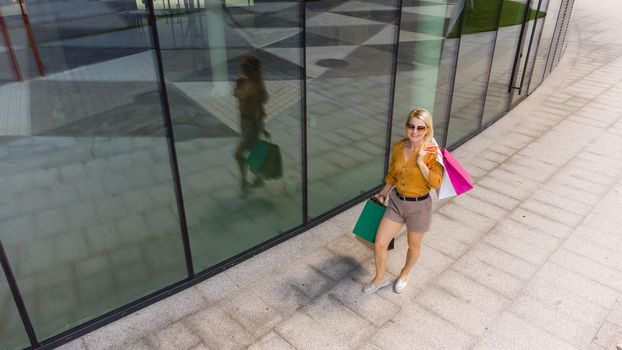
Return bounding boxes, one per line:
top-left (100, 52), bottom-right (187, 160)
top-left (384, 0), bottom-right (405, 175)
top-left (477, 0), bottom-right (507, 130)
top-left (437, 0), bottom-right (467, 147)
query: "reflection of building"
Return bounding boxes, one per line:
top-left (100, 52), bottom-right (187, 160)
top-left (0, 0), bottom-right (575, 349)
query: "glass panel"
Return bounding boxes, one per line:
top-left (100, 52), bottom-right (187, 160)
top-left (153, 0), bottom-right (304, 270)
top-left (0, 0), bottom-right (187, 341)
top-left (445, 0), bottom-right (503, 147)
top-left (481, 0), bottom-right (530, 125)
top-left (545, 0), bottom-right (569, 74)
top-left (433, 1), bottom-right (464, 147)
top-left (509, 0), bottom-right (547, 105)
top-left (392, 0), bottom-right (450, 145)
top-left (306, 0), bottom-right (399, 218)
top-left (528, 0), bottom-right (561, 94)
top-left (0, 268), bottom-right (30, 350)
top-left (518, 0), bottom-right (549, 97)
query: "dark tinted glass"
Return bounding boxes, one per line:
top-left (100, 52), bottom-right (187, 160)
top-left (154, 0), bottom-right (304, 270)
top-left (306, 0), bottom-right (399, 217)
top-left (0, 0), bottom-right (187, 341)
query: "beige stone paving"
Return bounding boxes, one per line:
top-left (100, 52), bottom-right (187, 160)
top-left (57, 0), bottom-right (622, 349)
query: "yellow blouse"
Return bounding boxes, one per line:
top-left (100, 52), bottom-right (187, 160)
top-left (384, 139), bottom-right (444, 197)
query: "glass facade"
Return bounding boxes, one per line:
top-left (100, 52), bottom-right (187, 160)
top-left (0, 0), bottom-right (575, 348)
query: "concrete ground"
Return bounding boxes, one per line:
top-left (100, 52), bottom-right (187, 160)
top-left (58, 0), bottom-right (622, 349)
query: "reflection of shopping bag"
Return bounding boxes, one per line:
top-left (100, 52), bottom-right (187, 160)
top-left (352, 197), bottom-right (395, 250)
top-left (435, 148), bottom-right (473, 199)
top-left (246, 139), bottom-right (283, 180)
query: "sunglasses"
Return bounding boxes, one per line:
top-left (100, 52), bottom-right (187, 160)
top-left (406, 123), bottom-right (427, 131)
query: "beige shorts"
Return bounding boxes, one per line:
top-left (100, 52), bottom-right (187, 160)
top-left (383, 190), bottom-right (432, 232)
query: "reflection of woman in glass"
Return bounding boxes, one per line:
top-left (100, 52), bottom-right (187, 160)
top-left (234, 52), bottom-right (269, 195)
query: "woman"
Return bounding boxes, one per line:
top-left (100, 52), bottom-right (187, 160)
top-left (363, 108), bottom-right (443, 294)
top-left (234, 52), bottom-right (269, 195)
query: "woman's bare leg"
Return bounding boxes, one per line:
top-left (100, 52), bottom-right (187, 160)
top-left (400, 231), bottom-right (424, 280)
top-left (372, 217), bottom-right (403, 285)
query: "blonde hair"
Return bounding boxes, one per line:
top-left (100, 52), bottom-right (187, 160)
top-left (405, 108), bottom-right (434, 144)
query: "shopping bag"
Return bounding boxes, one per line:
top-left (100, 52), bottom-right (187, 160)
top-left (246, 139), bottom-right (283, 180)
top-left (435, 148), bottom-right (473, 199)
top-left (352, 197), bottom-right (395, 250)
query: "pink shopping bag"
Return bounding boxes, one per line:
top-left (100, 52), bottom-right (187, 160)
top-left (435, 147), bottom-right (473, 199)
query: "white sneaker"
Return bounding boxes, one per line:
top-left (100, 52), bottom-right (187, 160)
top-left (362, 279), bottom-right (391, 294)
top-left (394, 277), bottom-right (408, 294)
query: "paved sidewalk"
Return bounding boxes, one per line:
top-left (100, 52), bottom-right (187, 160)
top-left (59, 0), bottom-right (622, 349)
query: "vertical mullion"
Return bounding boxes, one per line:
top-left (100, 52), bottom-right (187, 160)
top-left (384, 0), bottom-right (404, 176)
top-left (478, 0), bottom-right (506, 129)
top-left (441, 0), bottom-right (466, 148)
top-left (301, 0), bottom-right (309, 224)
top-left (0, 241), bottom-right (39, 348)
top-left (145, 0), bottom-right (194, 278)
top-left (525, 0), bottom-right (552, 94)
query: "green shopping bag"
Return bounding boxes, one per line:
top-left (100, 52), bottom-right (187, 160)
top-left (246, 139), bottom-right (283, 180)
top-left (353, 197), bottom-right (395, 250)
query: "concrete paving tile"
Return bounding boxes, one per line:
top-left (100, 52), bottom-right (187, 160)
top-left (434, 269), bottom-right (510, 315)
top-left (471, 242), bottom-right (539, 280)
top-left (124, 338), bottom-right (154, 350)
top-left (484, 227), bottom-right (551, 265)
top-left (467, 184), bottom-right (520, 211)
top-left (422, 229), bottom-right (469, 259)
top-left (549, 249), bottom-right (622, 292)
top-left (536, 263), bottom-right (619, 308)
top-left (452, 252), bottom-right (524, 299)
top-left (195, 272), bottom-right (242, 305)
top-left (549, 174), bottom-right (610, 197)
top-left (509, 208), bottom-right (574, 239)
top-left (83, 287), bottom-right (207, 350)
top-left (523, 276), bottom-right (610, 327)
top-left (303, 293), bottom-right (375, 348)
top-left (545, 182), bottom-right (602, 206)
top-left (224, 290), bottom-right (283, 338)
top-left (370, 318), bottom-right (439, 349)
top-left (248, 332), bottom-right (295, 350)
top-left (472, 312), bottom-right (578, 350)
top-left (381, 302), bottom-right (476, 350)
top-left (519, 199), bottom-right (584, 226)
top-left (275, 312), bottom-right (350, 350)
top-left (531, 189), bottom-right (595, 216)
top-left (252, 272), bottom-right (311, 316)
top-left (301, 247), bottom-right (358, 281)
top-left (415, 285), bottom-right (495, 336)
top-left (56, 338), bottom-right (88, 350)
top-left (477, 176), bottom-right (531, 200)
top-left (148, 322), bottom-right (201, 350)
top-left (510, 294), bottom-right (601, 348)
top-left (184, 306), bottom-right (255, 350)
top-left (583, 213), bottom-right (622, 234)
top-left (326, 234), bottom-right (373, 263)
top-left (357, 343), bottom-right (383, 350)
top-left (188, 343), bottom-right (211, 350)
top-left (608, 299), bottom-right (622, 327)
top-left (563, 234), bottom-right (622, 272)
top-left (415, 243), bottom-right (455, 275)
top-left (327, 276), bottom-right (400, 327)
top-left (593, 321), bottom-right (622, 350)
top-left (450, 194), bottom-right (508, 222)
top-left (430, 214), bottom-right (483, 244)
top-left (439, 203), bottom-right (497, 233)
